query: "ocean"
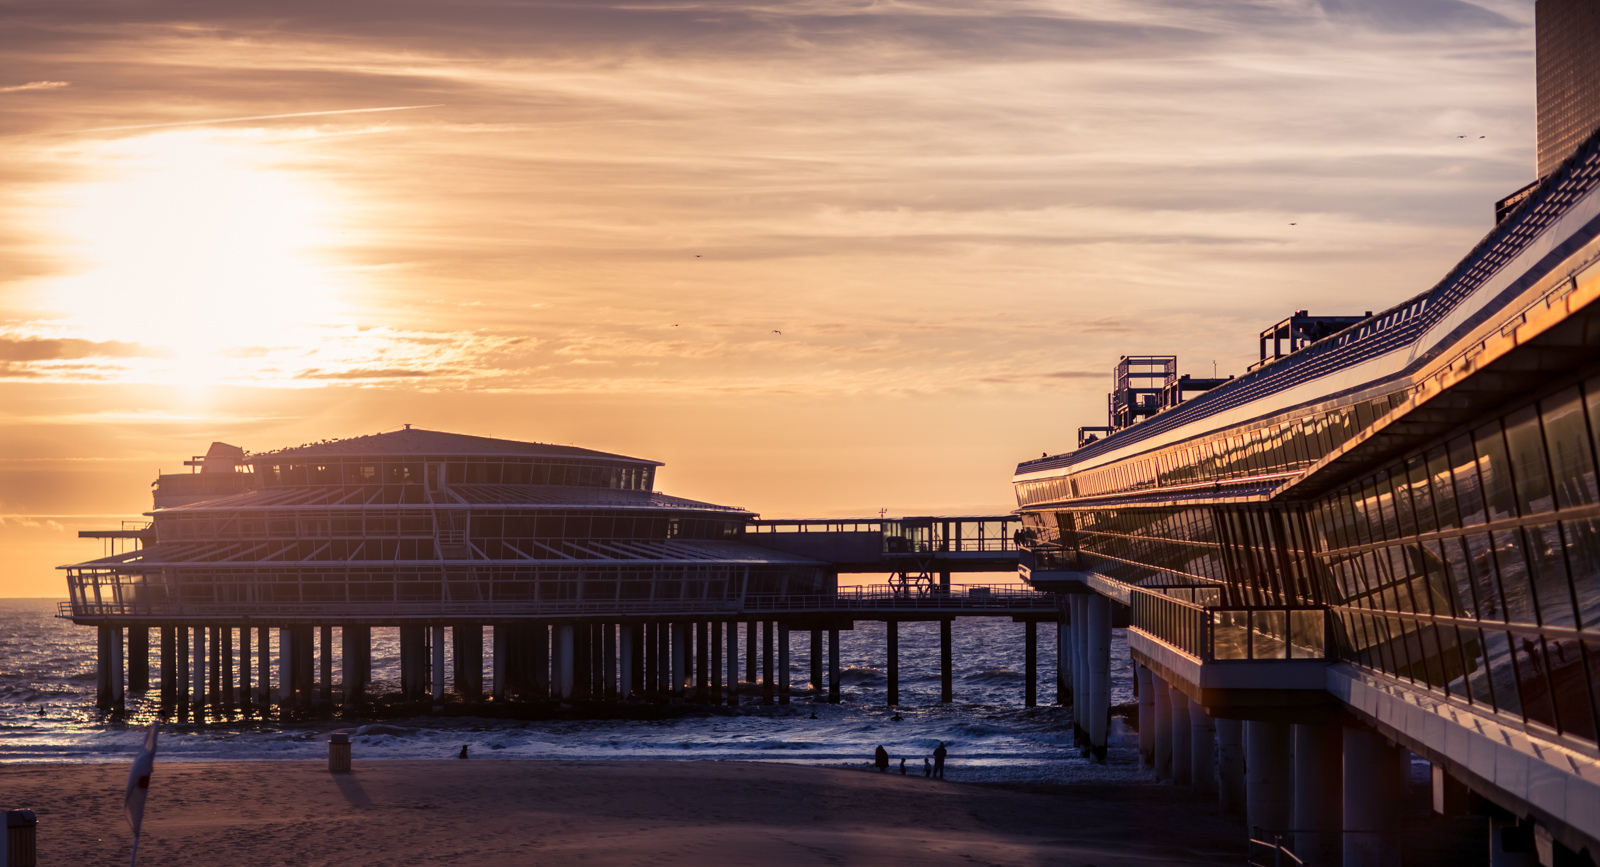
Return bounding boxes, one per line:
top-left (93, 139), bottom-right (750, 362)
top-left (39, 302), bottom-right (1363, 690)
top-left (0, 599), bottom-right (1141, 783)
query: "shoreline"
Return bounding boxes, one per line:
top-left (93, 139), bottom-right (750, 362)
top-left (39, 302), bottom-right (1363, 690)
top-left (0, 758), bottom-right (1244, 865)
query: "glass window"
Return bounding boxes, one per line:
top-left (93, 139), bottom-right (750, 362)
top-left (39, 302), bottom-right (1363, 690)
top-left (1541, 386), bottom-right (1599, 509)
top-left (1504, 404), bottom-right (1555, 515)
top-left (1409, 456), bottom-right (1436, 535)
top-left (1493, 529), bottom-right (1537, 625)
top-left (1476, 422), bottom-right (1518, 523)
top-left (1560, 518), bottom-right (1600, 630)
top-left (1450, 625), bottom-right (1488, 706)
top-left (1442, 536), bottom-right (1479, 619)
top-left (1466, 533), bottom-right (1505, 621)
top-left (1393, 465), bottom-right (1418, 538)
top-left (1428, 445), bottom-right (1460, 531)
top-left (1451, 435), bottom-right (1487, 526)
top-left (1375, 472), bottom-right (1401, 541)
top-left (1512, 633), bottom-right (1557, 730)
top-left (1524, 523), bottom-right (1577, 628)
top-left (1482, 629), bottom-right (1521, 717)
top-left (1544, 638), bottom-right (1596, 741)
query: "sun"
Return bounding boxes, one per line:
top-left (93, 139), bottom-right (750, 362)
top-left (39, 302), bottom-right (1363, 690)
top-left (38, 128), bottom-right (351, 377)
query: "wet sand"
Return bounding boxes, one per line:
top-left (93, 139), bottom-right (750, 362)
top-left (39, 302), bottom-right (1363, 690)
top-left (0, 759), bottom-right (1245, 865)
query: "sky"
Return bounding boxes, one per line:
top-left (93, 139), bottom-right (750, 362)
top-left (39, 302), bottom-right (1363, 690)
top-left (0, 0), bottom-right (1537, 595)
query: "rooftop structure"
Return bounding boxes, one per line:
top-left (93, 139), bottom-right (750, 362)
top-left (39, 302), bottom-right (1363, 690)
top-left (1538, 0), bottom-right (1600, 178)
top-left (1013, 122), bottom-right (1600, 861)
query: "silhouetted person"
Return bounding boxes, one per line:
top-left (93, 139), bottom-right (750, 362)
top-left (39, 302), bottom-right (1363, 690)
top-left (923, 757), bottom-right (932, 778)
top-left (899, 758), bottom-right (907, 775)
top-left (810, 711), bottom-right (818, 719)
top-left (874, 745), bottom-right (889, 772)
top-left (891, 712), bottom-right (903, 721)
top-left (933, 741), bottom-right (947, 779)
top-left (459, 744), bottom-right (469, 759)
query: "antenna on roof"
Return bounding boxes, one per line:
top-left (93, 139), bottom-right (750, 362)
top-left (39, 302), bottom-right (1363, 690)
top-left (404, 424), bottom-right (411, 430)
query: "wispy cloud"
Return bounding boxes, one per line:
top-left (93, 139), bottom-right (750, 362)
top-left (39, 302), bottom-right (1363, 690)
top-left (0, 81), bottom-right (69, 93)
top-left (74, 104), bottom-right (444, 134)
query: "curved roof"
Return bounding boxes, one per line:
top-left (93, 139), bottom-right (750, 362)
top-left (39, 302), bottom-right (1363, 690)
top-left (250, 427), bottom-right (661, 465)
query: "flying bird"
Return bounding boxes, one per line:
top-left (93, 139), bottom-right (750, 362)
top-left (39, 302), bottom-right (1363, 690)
top-left (773, 330), bottom-right (782, 335)
top-left (1290, 222), bottom-right (1297, 226)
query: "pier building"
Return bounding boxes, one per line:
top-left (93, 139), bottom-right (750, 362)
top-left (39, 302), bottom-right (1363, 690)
top-left (62, 429), bottom-right (1053, 719)
top-left (1015, 109), bottom-right (1600, 867)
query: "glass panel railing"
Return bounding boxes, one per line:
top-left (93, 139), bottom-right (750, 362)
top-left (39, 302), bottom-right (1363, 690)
top-left (1212, 610), bottom-right (1249, 659)
top-left (1288, 609), bottom-right (1325, 659)
top-left (1251, 610), bottom-right (1288, 659)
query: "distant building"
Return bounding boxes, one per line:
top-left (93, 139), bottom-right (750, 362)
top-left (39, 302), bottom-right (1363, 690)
top-left (1537, 0), bottom-right (1600, 177)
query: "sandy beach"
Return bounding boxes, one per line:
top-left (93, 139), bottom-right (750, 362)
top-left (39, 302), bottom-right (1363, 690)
top-left (1, 759), bottom-right (1244, 865)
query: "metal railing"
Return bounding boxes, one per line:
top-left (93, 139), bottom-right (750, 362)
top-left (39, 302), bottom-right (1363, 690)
top-left (1127, 587), bottom-right (1330, 662)
top-left (57, 584), bottom-right (1058, 621)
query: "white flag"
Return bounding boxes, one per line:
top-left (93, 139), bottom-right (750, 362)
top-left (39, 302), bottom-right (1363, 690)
top-left (124, 721), bottom-right (159, 865)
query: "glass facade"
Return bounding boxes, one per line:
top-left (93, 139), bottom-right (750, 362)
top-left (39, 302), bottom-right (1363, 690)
top-left (1023, 373), bottom-right (1600, 750)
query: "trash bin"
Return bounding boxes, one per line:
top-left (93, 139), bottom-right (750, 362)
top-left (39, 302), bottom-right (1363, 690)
top-left (328, 732), bottom-right (351, 773)
top-left (6, 809), bottom-right (37, 867)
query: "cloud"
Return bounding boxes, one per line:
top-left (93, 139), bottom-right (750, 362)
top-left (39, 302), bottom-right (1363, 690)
top-left (296, 367), bottom-right (443, 380)
top-left (0, 336), bottom-right (151, 362)
top-left (0, 81), bottom-right (69, 93)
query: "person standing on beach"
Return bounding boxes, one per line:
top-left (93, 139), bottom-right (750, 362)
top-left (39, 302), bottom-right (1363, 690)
top-left (933, 741), bottom-right (947, 779)
top-left (899, 758), bottom-right (906, 775)
top-left (875, 745), bottom-right (890, 772)
top-left (923, 757), bottom-right (931, 778)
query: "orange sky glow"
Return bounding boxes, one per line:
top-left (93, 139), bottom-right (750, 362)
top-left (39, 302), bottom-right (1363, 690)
top-left (0, 0), bottom-right (1538, 595)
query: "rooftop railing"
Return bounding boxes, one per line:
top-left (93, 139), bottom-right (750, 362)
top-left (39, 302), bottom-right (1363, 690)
top-left (1128, 586), bottom-right (1329, 662)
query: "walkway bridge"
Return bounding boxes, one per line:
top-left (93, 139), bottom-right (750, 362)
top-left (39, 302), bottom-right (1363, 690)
top-left (741, 515), bottom-right (1022, 595)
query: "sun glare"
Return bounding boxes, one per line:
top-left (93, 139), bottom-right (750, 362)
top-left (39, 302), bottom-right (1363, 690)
top-left (38, 130), bottom-right (350, 380)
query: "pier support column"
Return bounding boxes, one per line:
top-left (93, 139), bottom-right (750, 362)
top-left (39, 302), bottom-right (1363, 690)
top-left (809, 628), bottom-right (822, 699)
top-left (745, 619), bottom-right (757, 701)
top-left (671, 622), bottom-right (686, 698)
top-left (345, 625), bottom-right (366, 705)
top-left (111, 626), bottom-right (126, 707)
top-left (1169, 685), bottom-right (1191, 785)
top-left (532, 624), bottom-right (550, 698)
top-left (1152, 673), bottom-right (1172, 780)
top-left (194, 625), bottom-right (208, 714)
top-left (1086, 595), bottom-right (1111, 761)
top-left (940, 620), bottom-right (953, 703)
top-left (1059, 604), bottom-right (1074, 709)
top-left (1246, 721), bottom-right (1293, 844)
top-left (827, 628), bottom-right (841, 704)
top-left (239, 627), bottom-right (252, 712)
top-left (642, 624), bottom-right (656, 697)
top-left (630, 624), bottom-right (644, 698)
top-left (129, 627), bottom-right (149, 693)
top-left (95, 626), bottom-right (112, 709)
top-left (1216, 718), bottom-right (1246, 815)
top-left (208, 627), bottom-right (220, 713)
top-left (1293, 722), bottom-right (1343, 867)
top-left (1024, 620), bottom-right (1038, 708)
top-left (778, 623), bottom-right (790, 705)
top-left (159, 626), bottom-right (176, 706)
top-left (399, 627), bottom-right (422, 701)
top-left (1343, 726), bottom-right (1406, 867)
top-left (319, 625), bottom-right (333, 708)
top-left (886, 620), bottom-right (899, 707)
top-left (603, 623), bottom-right (617, 700)
top-left (455, 625), bottom-right (483, 701)
top-left (619, 625), bottom-right (634, 700)
top-left (256, 626), bottom-right (269, 707)
top-left (221, 626), bottom-right (234, 711)
top-left (1074, 596), bottom-right (1089, 743)
top-left (694, 622), bottom-right (707, 701)
top-left (727, 620), bottom-right (740, 706)
top-left (710, 621), bottom-right (722, 701)
top-left (1190, 697), bottom-right (1217, 797)
top-left (177, 627), bottom-right (190, 709)
top-left (557, 625), bottom-right (575, 699)
top-left (1136, 665), bottom-right (1154, 765)
top-left (761, 620), bottom-right (774, 705)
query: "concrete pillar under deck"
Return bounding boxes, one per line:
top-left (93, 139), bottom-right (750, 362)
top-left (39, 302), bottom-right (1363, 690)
top-left (694, 622), bottom-right (707, 700)
top-left (319, 625), bottom-right (333, 707)
top-left (281, 627), bottom-right (298, 707)
top-left (557, 625), bottom-right (575, 699)
top-left (671, 623), bottom-right (686, 697)
top-left (194, 625), bottom-right (207, 714)
top-left (209, 627), bottom-right (221, 713)
top-left (1056, 610), bottom-right (1070, 706)
top-left (1152, 674), bottom-right (1172, 780)
top-left (221, 626), bottom-right (234, 710)
top-left (347, 626), bottom-right (366, 704)
top-left (1086, 595), bottom-right (1111, 761)
top-left (603, 623), bottom-right (617, 700)
top-left (761, 620), bottom-right (774, 705)
top-left (177, 626), bottom-right (189, 709)
top-left (1136, 665), bottom-right (1154, 765)
top-left (1024, 620), bottom-right (1038, 708)
top-left (95, 626), bottom-right (112, 709)
top-left (641, 624), bottom-right (655, 696)
top-left (455, 625), bottom-right (484, 701)
top-left (1169, 686), bottom-right (1192, 786)
top-left (710, 621), bottom-right (723, 700)
top-left (940, 620), bottom-right (953, 704)
top-left (827, 628), bottom-right (841, 704)
top-left (239, 626), bottom-right (252, 712)
top-left (111, 626), bottom-right (126, 707)
top-left (1246, 721), bottom-right (1294, 843)
top-left (129, 627), bottom-right (149, 692)
top-left (886, 620), bottom-right (900, 707)
top-left (745, 620), bottom-right (757, 700)
top-left (256, 627), bottom-right (268, 707)
top-left (619, 625), bottom-right (634, 700)
top-left (725, 621), bottom-right (739, 706)
top-left (1216, 718), bottom-right (1246, 816)
top-left (1293, 722), bottom-right (1343, 867)
top-left (1189, 697), bottom-right (1217, 797)
top-left (1343, 726), bottom-right (1406, 867)
top-left (810, 628), bottom-right (822, 698)
top-left (778, 624), bottom-right (790, 705)
top-left (159, 626), bottom-right (176, 705)
top-left (1074, 596), bottom-right (1088, 739)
